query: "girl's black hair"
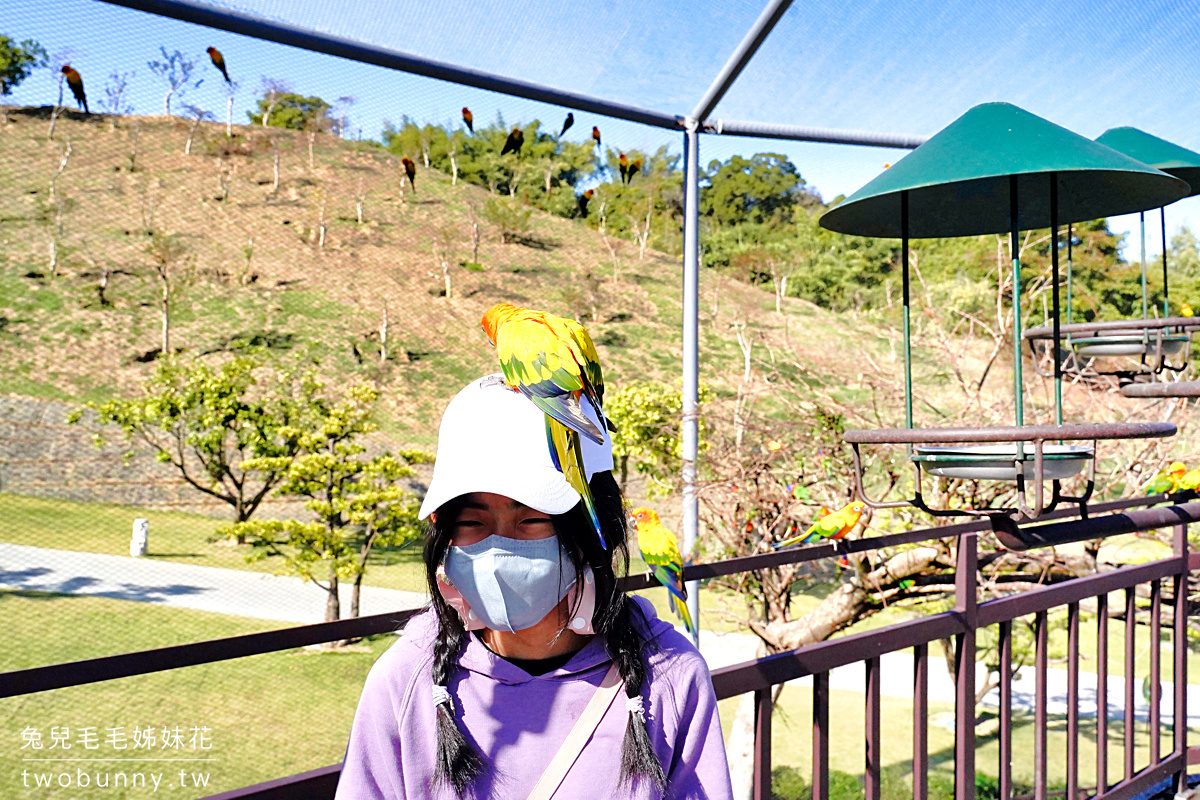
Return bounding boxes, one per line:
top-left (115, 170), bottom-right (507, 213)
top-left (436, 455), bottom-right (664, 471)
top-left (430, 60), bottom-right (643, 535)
top-left (423, 471), bottom-right (666, 795)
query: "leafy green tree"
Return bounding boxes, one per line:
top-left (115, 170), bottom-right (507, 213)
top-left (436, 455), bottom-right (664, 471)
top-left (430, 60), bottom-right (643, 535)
top-left (700, 153), bottom-right (818, 228)
top-left (71, 357), bottom-right (326, 539)
top-left (0, 34), bottom-right (46, 96)
top-left (219, 384), bottom-right (432, 622)
top-left (606, 380), bottom-right (711, 496)
top-left (248, 91), bottom-right (331, 130)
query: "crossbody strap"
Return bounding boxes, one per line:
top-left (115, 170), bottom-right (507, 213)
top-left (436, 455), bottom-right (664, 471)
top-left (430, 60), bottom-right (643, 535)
top-left (525, 662), bottom-right (625, 800)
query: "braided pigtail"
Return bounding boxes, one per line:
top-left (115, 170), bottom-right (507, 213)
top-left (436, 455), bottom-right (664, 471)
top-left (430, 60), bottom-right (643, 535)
top-left (424, 501), bottom-right (486, 795)
top-left (573, 473), bottom-right (667, 792)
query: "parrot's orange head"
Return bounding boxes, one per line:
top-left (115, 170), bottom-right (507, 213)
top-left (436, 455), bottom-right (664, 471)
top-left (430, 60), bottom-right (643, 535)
top-left (401, 157), bottom-right (413, 166)
top-left (206, 46), bottom-right (217, 55)
top-left (480, 303), bottom-right (518, 344)
top-left (60, 65), bottom-right (72, 75)
top-left (1169, 462), bottom-right (1187, 477)
top-left (583, 189), bottom-right (594, 199)
top-left (629, 507), bottom-right (659, 527)
top-left (462, 107), bottom-right (470, 115)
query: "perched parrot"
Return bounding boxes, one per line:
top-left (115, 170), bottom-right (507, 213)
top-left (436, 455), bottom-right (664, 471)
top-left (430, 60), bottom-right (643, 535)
top-left (1182, 302), bottom-right (1194, 317)
top-left (618, 153), bottom-right (629, 184)
top-left (461, 107), bottom-right (474, 134)
top-left (592, 126), bottom-right (601, 149)
top-left (401, 157), bottom-right (416, 191)
top-left (60, 66), bottom-right (87, 113)
top-left (206, 47), bottom-right (230, 83)
top-left (577, 189), bottom-right (594, 218)
top-left (628, 158), bottom-right (642, 183)
top-left (776, 501), bottom-right (867, 548)
top-left (1145, 462), bottom-right (1187, 495)
top-left (481, 303), bottom-right (611, 547)
top-left (1178, 468), bottom-right (1200, 493)
top-left (559, 112), bottom-right (574, 138)
top-left (500, 127), bottom-right (523, 157)
top-left (631, 507), bottom-right (696, 637)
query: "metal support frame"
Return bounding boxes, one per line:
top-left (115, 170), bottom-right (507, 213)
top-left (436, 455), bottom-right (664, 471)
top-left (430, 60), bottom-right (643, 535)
top-left (681, 123), bottom-right (701, 644)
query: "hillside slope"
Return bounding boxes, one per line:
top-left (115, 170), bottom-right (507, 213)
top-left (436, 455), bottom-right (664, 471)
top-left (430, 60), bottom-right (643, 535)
top-left (0, 107), bottom-right (908, 444)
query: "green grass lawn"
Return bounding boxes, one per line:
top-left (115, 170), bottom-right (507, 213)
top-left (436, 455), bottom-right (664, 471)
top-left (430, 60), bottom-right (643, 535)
top-left (2, 591), bottom-right (389, 799)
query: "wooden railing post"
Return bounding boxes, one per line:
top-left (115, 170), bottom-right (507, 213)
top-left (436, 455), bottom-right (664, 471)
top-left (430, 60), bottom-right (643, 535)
top-left (955, 532), bottom-right (978, 800)
top-left (752, 688), bottom-right (772, 800)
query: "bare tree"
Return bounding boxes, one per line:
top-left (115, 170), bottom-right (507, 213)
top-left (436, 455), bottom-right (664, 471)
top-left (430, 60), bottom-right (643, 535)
top-left (181, 103), bottom-right (215, 155)
top-left (434, 227), bottom-right (454, 298)
top-left (379, 299), bottom-right (389, 363)
top-left (146, 47), bottom-right (199, 116)
top-left (466, 203), bottom-right (481, 264)
top-left (223, 78), bottom-right (238, 137)
top-left (102, 70), bottom-right (135, 116)
top-left (333, 95), bottom-right (356, 138)
top-left (354, 177), bottom-right (367, 224)
top-left (258, 78), bottom-right (289, 128)
top-left (144, 231), bottom-right (188, 355)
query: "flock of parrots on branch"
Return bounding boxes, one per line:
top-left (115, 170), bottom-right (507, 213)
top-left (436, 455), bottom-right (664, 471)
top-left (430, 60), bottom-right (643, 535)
top-left (55, 48), bottom-right (1200, 637)
top-left (482, 302), bottom-right (870, 639)
top-left (55, 48), bottom-right (643, 216)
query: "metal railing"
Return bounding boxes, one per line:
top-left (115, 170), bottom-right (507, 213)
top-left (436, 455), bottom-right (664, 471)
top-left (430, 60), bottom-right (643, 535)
top-left (4, 494), bottom-right (1196, 799)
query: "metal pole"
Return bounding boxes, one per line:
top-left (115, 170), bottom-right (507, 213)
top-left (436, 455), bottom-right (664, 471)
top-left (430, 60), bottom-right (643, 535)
top-left (902, 191), bottom-right (913, 430)
top-left (681, 124), bottom-right (701, 646)
top-left (1011, 175), bottom-right (1023, 427)
top-left (704, 118), bottom-right (925, 150)
top-left (1067, 223), bottom-right (1073, 325)
top-left (1140, 211), bottom-right (1148, 319)
top-left (1162, 207), bottom-right (1170, 316)
top-left (1050, 175), bottom-right (1062, 425)
top-left (690, 0), bottom-right (795, 122)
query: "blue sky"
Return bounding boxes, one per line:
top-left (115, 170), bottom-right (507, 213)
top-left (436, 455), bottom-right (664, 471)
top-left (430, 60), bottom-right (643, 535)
top-left (4, 0), bottom-right (1199, 260)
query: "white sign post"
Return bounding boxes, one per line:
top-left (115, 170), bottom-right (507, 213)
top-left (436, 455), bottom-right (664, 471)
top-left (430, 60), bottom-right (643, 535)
top-left (130, 518), bottom-right (149, 557)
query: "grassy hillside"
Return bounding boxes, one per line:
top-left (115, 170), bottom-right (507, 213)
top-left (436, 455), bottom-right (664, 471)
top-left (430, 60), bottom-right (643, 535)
top-left (0, 106), bottom-right (918, 446)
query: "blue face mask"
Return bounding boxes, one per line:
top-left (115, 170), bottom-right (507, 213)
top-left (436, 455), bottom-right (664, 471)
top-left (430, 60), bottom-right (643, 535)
top-left (443, 535), bottom-right (578, 633)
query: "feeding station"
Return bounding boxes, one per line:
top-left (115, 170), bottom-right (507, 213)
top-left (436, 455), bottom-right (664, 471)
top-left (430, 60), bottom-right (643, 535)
top-left (1025, 128), bottom-right (1200, 383)
top-left (819, 103), bottom-right (1185, 520)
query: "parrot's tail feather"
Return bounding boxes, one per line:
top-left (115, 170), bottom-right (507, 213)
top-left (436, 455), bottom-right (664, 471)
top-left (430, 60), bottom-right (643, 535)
top-left (670, 593), bottom-right (697, 637)
top-left (530, 392), bottom-right (604, 445)
top-left (547, 418), bottom-right (607, 550)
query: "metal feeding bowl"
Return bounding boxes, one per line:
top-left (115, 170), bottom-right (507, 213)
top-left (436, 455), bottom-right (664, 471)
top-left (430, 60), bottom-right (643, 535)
top-left (911, 444), bottom-right (1094, 481)
top-left (1070, 333), bottom-right (1188, 358)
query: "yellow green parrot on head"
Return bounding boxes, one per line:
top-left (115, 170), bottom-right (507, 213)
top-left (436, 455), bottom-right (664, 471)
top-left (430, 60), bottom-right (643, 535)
top-left (1145, 462), bottom-right (1187, 495)
top-left (481, 302), bottom-right (611, 548)
top-left (630, 507), bottom-right (696, 637)
top-left (776, 501), bottom-right (867, 549)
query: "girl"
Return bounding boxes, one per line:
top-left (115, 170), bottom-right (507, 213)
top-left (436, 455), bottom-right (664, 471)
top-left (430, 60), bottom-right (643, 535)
top-left (336, 375), bottom-right (732, 799)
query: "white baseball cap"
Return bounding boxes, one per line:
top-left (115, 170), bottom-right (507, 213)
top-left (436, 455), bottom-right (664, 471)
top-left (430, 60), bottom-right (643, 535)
top-left (417, 374), bottom-right (614, 520)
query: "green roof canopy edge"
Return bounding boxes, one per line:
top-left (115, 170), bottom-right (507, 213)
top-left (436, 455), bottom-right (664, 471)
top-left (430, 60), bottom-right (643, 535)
top-left (820, 103), bottom-right (1190, 239)
top-left (1095, 127), bottom-right (1200, 200)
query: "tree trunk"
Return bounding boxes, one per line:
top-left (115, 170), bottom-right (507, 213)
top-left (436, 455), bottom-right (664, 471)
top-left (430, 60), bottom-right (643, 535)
top-left (325, 563), bottom-right (341, 622)
top-left (379, 299), bottom-right (389, 363)
top-left (272, 149), bottom-right (280, 192)
top-left (159, 268), bottom-right (170, 355)
top-left (450, 151), bottom-right (458, 186)
top-left (308, 131), bottom-right (316, 169)
top-left (185, 117), bottom-right (201, 154)
top-left (225, 93), bottom-right (233, 138)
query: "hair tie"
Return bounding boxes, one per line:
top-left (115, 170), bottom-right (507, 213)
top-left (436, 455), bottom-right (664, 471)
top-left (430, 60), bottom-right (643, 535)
top-left (626, 694), bottom-right (645, 716)
top-left (432, 684), bottom-right (452, 710)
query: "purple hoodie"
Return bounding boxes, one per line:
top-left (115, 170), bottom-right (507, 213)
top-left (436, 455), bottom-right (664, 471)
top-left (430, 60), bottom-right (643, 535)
top-left (336, 597), bottom-right (733, 799)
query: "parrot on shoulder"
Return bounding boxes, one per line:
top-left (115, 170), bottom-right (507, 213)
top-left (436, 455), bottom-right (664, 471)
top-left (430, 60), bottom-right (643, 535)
top-left (481, 303), bottom-right (612, 548)
top-left (1145, 461), bottom-right (1187, 495)
top-left (776, 501), bottom-right (867, 548)
top-left (631, 507), bottom-right (696, 637)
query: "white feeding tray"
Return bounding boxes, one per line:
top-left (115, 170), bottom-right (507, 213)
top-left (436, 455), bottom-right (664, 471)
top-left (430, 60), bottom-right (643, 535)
top-left (1071, 333), bottom-right (1188, 358)
top-left (911, 444), bottom-right (1093, 481)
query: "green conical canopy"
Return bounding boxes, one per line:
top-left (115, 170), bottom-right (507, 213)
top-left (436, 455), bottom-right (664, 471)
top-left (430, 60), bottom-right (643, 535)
top-left (1095, 127), bottom-right (1200, 199)
top-left (820, 103), bottom-right (1189, 239)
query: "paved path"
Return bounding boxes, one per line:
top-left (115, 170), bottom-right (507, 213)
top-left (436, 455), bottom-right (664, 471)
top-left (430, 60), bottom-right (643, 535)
top-left (4, 543), bottom-right (1199, 725)
top-left (0, 543), bottom-right (428, 624)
